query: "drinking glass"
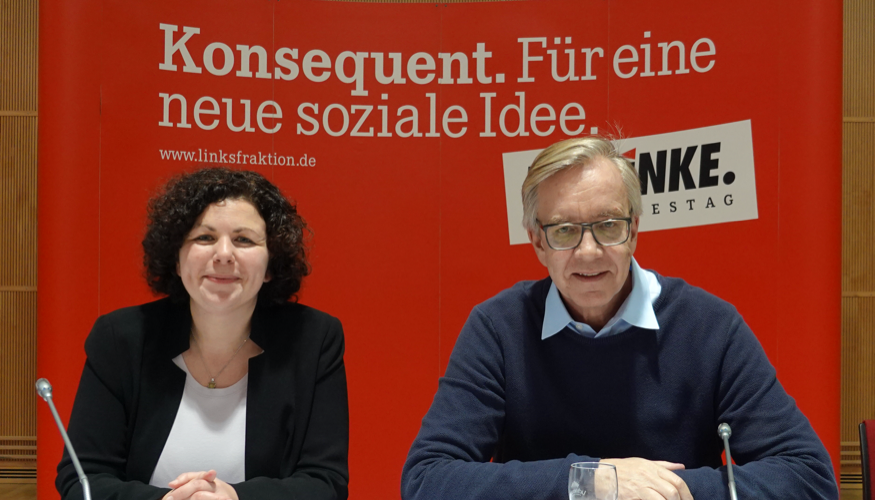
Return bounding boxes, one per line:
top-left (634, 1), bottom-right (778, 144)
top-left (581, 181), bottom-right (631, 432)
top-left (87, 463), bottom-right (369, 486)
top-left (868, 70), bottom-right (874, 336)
top-left (568, 462), bottom-right (618, 500)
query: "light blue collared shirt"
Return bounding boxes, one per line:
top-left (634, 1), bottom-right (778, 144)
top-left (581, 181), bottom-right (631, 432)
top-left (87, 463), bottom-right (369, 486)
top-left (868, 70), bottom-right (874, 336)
top-left (541, 258), bottom-right (662, 340)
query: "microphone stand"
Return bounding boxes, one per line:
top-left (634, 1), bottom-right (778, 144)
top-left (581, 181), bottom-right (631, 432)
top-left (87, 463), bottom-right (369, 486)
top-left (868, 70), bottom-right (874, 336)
top-left (718, 423), bottom-right (739, 500)
top-left (35, 378), bottom-right (92, 500)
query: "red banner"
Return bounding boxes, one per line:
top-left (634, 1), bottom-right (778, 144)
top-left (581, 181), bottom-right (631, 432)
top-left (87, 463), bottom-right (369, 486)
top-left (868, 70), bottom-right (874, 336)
top-left (38, 1), bottom-right (842, 498)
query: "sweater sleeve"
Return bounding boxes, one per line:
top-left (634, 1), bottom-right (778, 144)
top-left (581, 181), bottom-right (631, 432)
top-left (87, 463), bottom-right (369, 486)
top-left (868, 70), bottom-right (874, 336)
top-left (401, 306), bottom-right (594, 500)
top-left (673, 315), bottom-right (839, 499)
top-left (57, 314), bottom-right (170, 500)
top-left (232, 316), bottom-right (349, 500)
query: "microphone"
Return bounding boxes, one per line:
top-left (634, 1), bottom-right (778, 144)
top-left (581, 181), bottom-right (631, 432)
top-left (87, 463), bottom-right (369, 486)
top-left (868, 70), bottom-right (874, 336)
top-left (718, 423), bottom-right (738, 500)
top-left (35, 378), bottom-right (92, 500)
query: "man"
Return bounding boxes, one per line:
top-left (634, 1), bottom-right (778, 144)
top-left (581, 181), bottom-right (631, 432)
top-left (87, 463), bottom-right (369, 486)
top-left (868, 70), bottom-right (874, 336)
top-left (401, 137), bottom-right (838, 500)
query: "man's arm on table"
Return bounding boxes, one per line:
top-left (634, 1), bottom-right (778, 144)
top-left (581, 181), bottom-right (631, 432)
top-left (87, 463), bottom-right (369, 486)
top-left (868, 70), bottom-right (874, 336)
top-left (672, 316), bottom-right (838, 499)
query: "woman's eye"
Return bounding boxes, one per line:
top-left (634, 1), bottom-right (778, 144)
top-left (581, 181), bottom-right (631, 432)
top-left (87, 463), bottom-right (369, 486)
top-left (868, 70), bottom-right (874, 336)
top-left (236, 237), bottom-right (254, 244)
top-left (193, 234), bottom-right (214, 242)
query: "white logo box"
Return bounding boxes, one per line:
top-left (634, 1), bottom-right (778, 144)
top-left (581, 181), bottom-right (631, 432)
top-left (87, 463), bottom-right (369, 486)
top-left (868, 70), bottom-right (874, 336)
top-left (502, 120), bottom-right (758, 245)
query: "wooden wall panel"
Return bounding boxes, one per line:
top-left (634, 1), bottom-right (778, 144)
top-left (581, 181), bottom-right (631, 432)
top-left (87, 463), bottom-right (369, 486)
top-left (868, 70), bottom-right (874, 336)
top-left (840, 297), bottom-right (875, 467)
top-left (0, 117), bottom-right (37, 288)
top-left (0, 0), bottom-right (38, 485)
top-left (841, 0), bottom-right (875, 491)
top-left (0, 116), bottom-right (37, 468)
top-left (0, 119), bottom-right (37, 444)
top-left (842, 123), bottom-right (875, 292)
top-left (843, 0), bottom-right (875, 118)
top-left (0, 0), bottom-right (38, 112)
top-left (840, 124), bottom-right (874, 487)
top-left (0, 292), bottom-right (36, 440)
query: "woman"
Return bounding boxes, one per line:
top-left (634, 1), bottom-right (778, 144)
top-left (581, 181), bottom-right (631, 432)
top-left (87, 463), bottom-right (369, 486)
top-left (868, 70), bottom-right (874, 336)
top-left (56, 168), bottom-right (349, 500)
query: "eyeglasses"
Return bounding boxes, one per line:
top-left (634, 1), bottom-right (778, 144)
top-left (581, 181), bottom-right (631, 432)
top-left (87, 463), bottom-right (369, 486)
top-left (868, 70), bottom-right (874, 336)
top-left (539, 218), bottom-right (632, 250)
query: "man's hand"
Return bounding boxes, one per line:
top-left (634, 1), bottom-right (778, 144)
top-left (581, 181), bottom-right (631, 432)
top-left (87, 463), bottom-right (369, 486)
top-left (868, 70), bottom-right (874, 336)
top-left (602, 457), bottom-right (693, 500)
top-left (162, 470), bottom-right (239, 500)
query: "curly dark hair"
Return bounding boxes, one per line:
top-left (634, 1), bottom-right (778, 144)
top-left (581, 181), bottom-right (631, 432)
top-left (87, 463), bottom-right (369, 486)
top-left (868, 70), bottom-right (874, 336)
top-left (143, 167), bottom-right (310, 304)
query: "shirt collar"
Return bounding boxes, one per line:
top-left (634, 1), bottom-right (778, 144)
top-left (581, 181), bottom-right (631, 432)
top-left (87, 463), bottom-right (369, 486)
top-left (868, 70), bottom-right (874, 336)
top-left (541, 258), bottom-right (660, 340)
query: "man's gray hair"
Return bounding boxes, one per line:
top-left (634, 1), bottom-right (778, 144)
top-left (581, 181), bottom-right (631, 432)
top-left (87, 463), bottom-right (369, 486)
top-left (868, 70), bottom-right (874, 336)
top-left (521, 136), bottom-right (642, 232)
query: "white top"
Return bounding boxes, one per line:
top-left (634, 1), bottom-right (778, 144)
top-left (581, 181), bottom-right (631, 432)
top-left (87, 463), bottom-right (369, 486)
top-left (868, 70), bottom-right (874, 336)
top-left (149, 354), bottom-right (248, 488)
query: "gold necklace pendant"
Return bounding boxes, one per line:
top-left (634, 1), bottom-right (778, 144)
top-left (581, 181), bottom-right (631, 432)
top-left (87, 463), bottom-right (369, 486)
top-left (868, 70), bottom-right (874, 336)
top-left (191, 331), bottom-right (249, 390)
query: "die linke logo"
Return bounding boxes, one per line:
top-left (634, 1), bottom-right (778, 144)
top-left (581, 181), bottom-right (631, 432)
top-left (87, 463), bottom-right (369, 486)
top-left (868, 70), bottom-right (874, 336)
top-left (502, 120), bottom-right (758, 245)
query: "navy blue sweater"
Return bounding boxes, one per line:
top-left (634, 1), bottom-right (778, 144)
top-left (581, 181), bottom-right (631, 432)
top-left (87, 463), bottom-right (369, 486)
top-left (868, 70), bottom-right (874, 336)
top-left (401, 275), bottom-right (837, 499)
